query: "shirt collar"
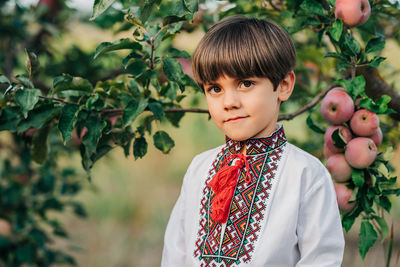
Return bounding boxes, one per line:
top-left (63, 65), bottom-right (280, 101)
top-left (225, 124), bottom-right (287, 155)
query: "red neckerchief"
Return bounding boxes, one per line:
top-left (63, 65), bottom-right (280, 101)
top-left (208, 153), bottom-right (251, 224)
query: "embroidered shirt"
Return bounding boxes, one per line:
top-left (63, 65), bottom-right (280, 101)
top-left (161, 125), bottom-right (344, 267)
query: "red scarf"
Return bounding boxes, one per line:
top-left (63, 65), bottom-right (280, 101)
top-left (208, 153), bottom-right (251, 224)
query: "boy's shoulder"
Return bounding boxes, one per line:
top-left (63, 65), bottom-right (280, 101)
top-left (285, 142), bottom-right (326, 171)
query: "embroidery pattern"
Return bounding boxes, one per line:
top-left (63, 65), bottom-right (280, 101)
top-left (194, 127), bottom-right (287, 266)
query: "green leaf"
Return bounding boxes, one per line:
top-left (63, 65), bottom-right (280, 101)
top-left (123, 99), bottom-right (148, 127)
top-left (166, 112), bottom-right (185, 127)
top-left (330, 20), bottom-right (343, 42)
top-left (17, 104), bottom-right (61, 133)
top-left (140, 0), bottom-right (161, 24)
top-left (58, 104), bottom-right (80, 145)
top-left (358, 221), bottom-right (377, 259)
top-left (133, 136), bottom-right (148, 159)
top-left (81, 116), bottom-right (107, 154)
top-left (32, 123), bottom-right (51, 164)
top-left (183, 0), bottom-right (198, 13)
top-left (342, 214), bottom-right (356, 232)
top-left (378, 195), bottom-right (391, 212)
top-left (306, 114), bottom-right (325, 134)
top-left (53, 74), bottom-right (93, 95)
top-left (90, 0), bottom-right (116, 21)
top-left (163, 15), bottom-right (187, 26)
top-left (374, 216), bottom-right (389, 242)
top-left (0, 75), bottom-right (10, 84)
top-left (0, 106), bottom-right (20, 131)
top-left (352, 169), bottom-right (365, 186)
top-left (349, 75), bottom-right (366, 98)
top-left (93, 38), bottom-right (142, 60)
top-left (343, 34), bottom-right (361, 56)
top-left (300, 0), bottom-right (326, 15)
top-left (325, 52), bottom-right (347, 60)
top-left (331, 128), bottom-right (347, 148)
top-left (14, 88), bottom-right (42, 118)
top-left (148, 102), bottom-right (164, 121)
top-left (368, 56), bottom-right (386, 68)
top-left (153, 130), bottom-right (174, 154)
top-left (365, 37), bottom-right (385, 54)
top-left (162, 58), bottom-right (186, 91)
top-left (378, 147), bottom-right (394, 161)
top-left (377, 162), bottom-right (389, 177)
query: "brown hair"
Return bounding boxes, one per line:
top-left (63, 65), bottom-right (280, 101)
top-left (192, 15), bottom-right (296, 91)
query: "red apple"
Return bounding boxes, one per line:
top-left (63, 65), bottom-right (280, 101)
top-left (350, 109), bottom-right (379, 137)
top-left (335, 0), bottom-right (371, 27)
top-left (324, 125), bottom-right (353, 153)
top-left (321, 87), bottom-right (354, 125)
top-left (323, 143), bottom-right (336, 158)
top-left (345, 137), bottom-right (377, 168)
top-left (334, 183), bottom-right (356, 212)
top-left (369, 127), bottom-right (383, 147)
top-left (0, 218), bottom-right (12, 237)
top-left (326, 154), bottom-right (352, 183)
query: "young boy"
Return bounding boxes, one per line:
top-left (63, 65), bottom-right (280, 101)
top-left (161, 15), bottom-right (344, 267)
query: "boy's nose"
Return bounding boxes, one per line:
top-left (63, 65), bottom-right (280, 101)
top-left (223, 90), bottom-right (241, 110)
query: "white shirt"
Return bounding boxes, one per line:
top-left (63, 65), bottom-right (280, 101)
top-left (162, 125), bottom-right (344, 267)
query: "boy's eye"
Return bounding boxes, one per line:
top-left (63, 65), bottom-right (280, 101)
top-left (239, 80), bottom-right (254, 89)
top-left (207, 86), bottom-right (222, 94)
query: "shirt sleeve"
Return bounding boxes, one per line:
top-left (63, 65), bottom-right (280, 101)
top-left (161, 157), bottom-right (195, 267)
top-left (296, 166), bottom-right (345, 267)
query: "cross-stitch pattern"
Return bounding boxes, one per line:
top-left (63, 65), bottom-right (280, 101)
top-left (194, 127), bottom-right (287, 266)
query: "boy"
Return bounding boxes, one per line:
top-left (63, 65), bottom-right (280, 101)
top-left (161, 16), bottom-right (344, 266)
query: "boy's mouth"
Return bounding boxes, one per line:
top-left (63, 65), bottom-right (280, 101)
top-left (225, 116), bottom-right (249, 122)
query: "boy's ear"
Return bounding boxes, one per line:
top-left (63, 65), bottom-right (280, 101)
top-left (277, 71), bottom-right (295, 102)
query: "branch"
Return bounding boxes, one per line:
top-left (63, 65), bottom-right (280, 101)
top-left (278, 85), bottom-right (333, 121)
top-left (356, 66), bottom-right (400, 120)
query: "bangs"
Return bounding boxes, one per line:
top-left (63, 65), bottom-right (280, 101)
top-left (192, 16), bottom-right (296, 90)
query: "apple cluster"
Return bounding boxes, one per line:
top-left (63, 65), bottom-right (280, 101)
top-left (321, 87), bottom-right (382, 212)
top-left (335, 0), bottom-right (371, 27)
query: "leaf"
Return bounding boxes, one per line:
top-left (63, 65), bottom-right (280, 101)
top-left (374, 216), bottom-right (389, 242)
top-left (93, 38), bottom-right (142, 60)
top-left (90, 0), bottom-right (116, 21)
top-left (81, 116), bottom-right (107, 154)
top-left (377, 162), bottom-right (389, 177)
top-left (163, 15), bottom-right (187, 26)
top-left (140, 0), bottom-right (161, 24)
top-left (331, 128), bottom-right (347, 148)
top-left (352, 169), bottom-right (365, 186)
top-left (58, 104), bottom-right (80, 145)
top-left (0, 75), bottom-right (10, 84)
top-left (343, 34), bottom-right (361, 56)
top-left (306, 114), bottom-right (325, 134)
top-left (183, 0), bottom-right (198, 13)
top-left (330, 20), bottom-right (343, 42)
top-left (162, 58), bottom-right (186, 91)
top-left (350, 75), bottom-right (366, 97)
top-left (358, 221), bottom-right (377, 259)
top-left (300, 0), bottom-right (326, 15)
top-left (17, 104), bottom-right (61, 133)
top-left (325, 52), bottom-right (347, 60)
top-left (166, 112), bottom-right (185, 127)
top-left (32, 123), bottom-right (51, 164)
top-left (53, 74), bottom-right (93, 95)
top-left (0, 106), bottom-right (20, 131)
top-left (133, 136), bottom-right (147, 159)
top-left (342, 214), bottom-right (356, 232)
top-left (14, 88), bottom-right (42, 118)
top-left (378, 195), bottom-right (391, 212)
top-left (153, 130), bottom-right (174, 154)
top-left (378, 147), bottom-right (394, 161)
top-left (123, 99), bottom-right (148, 127)
top-left (368, 56), bottom-right (386, 68)
top-left (148, 102), bottom-right (164, 121)
top-left (365, 37), bottom-right (385, 54)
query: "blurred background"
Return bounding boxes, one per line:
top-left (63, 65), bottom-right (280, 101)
top-left (1, 0), bottom-right (400, 266)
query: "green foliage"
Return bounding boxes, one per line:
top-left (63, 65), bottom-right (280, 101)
top-left (0, 0), bottom-right (399, 265)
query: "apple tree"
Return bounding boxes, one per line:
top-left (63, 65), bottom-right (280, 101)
top-left (0, 0), bottom-right (400, 265)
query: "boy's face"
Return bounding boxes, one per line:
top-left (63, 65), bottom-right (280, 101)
top-left (204, 73), bottom-right (295, 141)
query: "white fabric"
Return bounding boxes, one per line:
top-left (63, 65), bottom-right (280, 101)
top-left (161, 140), bottom-right (344, 266)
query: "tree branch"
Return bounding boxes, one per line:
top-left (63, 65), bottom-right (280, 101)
top-left (357, 66), bottom-right (400, 120)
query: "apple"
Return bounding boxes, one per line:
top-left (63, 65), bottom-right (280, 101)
top-left (0, 218), bottom-right (12, 237)
top-left (176, 58), bottom-right (193, 78)
top-left (324, 125), bottom-right (352, 153)
top-left (370, 127), bottom-right (383, 147)
top-left (345, 137), bottom-right (377, 168)
top-left (321, 87), bottom-right (354, 125)
top-left (323, 143), bottom-right (336, 158)
top-left (350, 109), bottom-right (379, 137)
top-left (335, 0), bottom-right (371, 27)
top-left (326, 154), bottom-right (352, 183)
top-left (334, 183), bottom-right (356, 212)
